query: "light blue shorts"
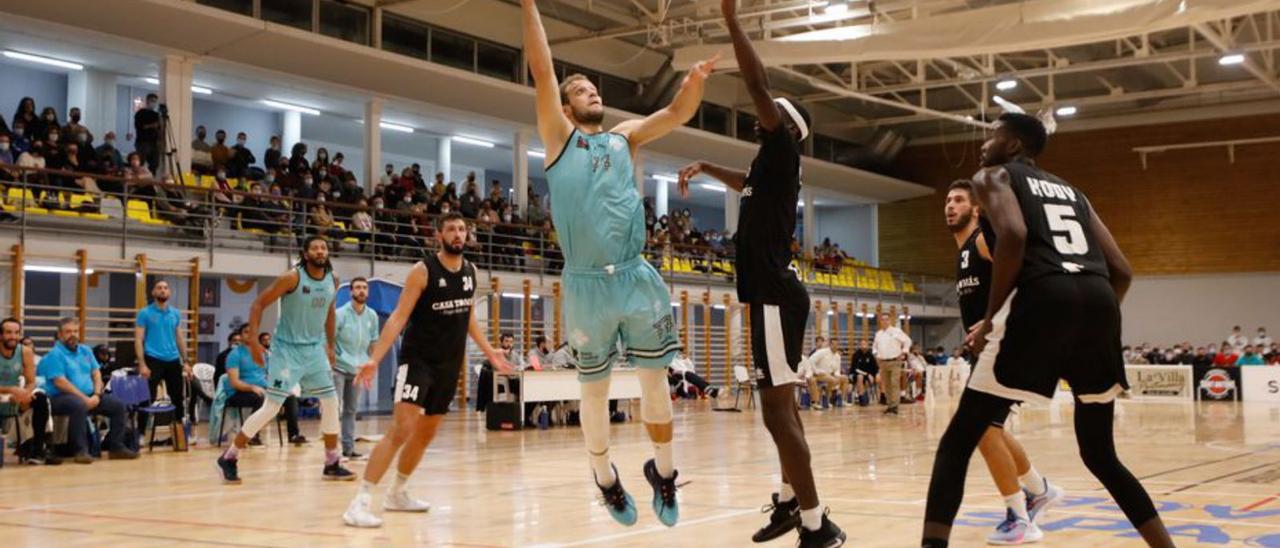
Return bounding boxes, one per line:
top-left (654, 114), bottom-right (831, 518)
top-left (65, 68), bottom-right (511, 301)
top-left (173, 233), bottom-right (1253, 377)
top-left (563, 256), bottom-right (682, 381)
top-left (265, 340), bottom-right (336, 403)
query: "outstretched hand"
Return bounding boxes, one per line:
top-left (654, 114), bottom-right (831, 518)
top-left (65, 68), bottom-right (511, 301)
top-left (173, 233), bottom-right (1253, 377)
top-left (687, 54), bottom-right (721, 83)
top-left (677, 162), bottom-right (703, 198)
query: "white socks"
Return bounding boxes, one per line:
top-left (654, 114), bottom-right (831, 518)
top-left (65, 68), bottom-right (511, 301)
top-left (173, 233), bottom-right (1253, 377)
top-left (779, 482), bottom-right (796, 503)
top-left (800, 506), bottom-right (823, 531)
top-left (1020, 466), bottom-right (1047, 496)
top-left (1004, 491), bottom-right (1030, 521)
top-left (590, 449), bottom-right (616, 487)
top-left (358, 479), bottom-right (375, 496)
top-left (392, 472), bottom-right (410, 493)
top-left (654, 440), bottom-right (674, 478)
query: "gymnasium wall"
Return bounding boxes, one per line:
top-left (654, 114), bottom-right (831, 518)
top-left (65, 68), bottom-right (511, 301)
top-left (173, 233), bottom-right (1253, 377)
top-left (879, 112), bottom-right (1280, 277)
top-left (1122, 272), bottom-right (1280, 347)
top-left (0, 62), bottom-right (67, 126)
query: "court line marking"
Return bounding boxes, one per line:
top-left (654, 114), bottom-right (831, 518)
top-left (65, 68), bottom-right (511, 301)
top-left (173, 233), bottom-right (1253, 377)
top-left (8, 506), bottom-right (396, 542)
top-left (0, 520), bottom-right (277, 547)
top-left (1241, 494), bottom-right (1279, 512)
top-left (536, 508), bottom-right (758, 547)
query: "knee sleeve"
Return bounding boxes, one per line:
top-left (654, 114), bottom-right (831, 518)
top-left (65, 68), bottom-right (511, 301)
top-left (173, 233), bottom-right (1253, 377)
top-left (319, 396), bottom-right (340, 435)
top-left (638, 368), bottom-right (672, 424)
top-left (239, 398), bottom-right (283, 437)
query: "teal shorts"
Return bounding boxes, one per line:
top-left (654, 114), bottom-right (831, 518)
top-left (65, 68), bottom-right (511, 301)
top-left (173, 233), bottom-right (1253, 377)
top-left (265, 339), bottom-right (336, 403)
top-left (563, 256), bottom-right (682, 381)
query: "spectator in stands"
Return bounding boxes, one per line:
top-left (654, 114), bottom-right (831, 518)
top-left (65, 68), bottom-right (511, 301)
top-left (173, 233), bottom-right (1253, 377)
top-left (526, 191), bottom-right (547, 226)
top-left (95, 131), bottom-right (123, 172)
top-left (210, 169), bottom-right (241, 207)
top-left (329, 152), bottom-right (348, 181)
top-left (16, 140), bottom-right (48, 186)
top-left (0, 317), bottom-right (59, 464)
top-left (9, 120), bottom-right (31, 155)
top-left (122, 151), bottom-right (152, 181)
top-left (379, 163), bottom-right (395, 187)
top-left (1191, 347), bottom-right (1212, 368)
top-left (337, 172), bottom-right (363, 207)
top-left (40, 317), bottom-right (138, 462)
top-left (209, 129), bottom-right (231, 171)
top-left (873, 312), bottom-right (911, 415)
top-left (228, 132), bottom-right (255, 178)
top-left (460, 179), bottom-right (480, 218)
top-left (1213, 342), bottom-right (1239, 367)
top-left (144, 176), bottom-right (206, 229)
top-left (134, 94), bottom-right (162, 172)
top-left (191, 125), bottom-right (210, 155)
top-left (0, 133), bottom-right (15, 173)
top-left (308, 197), bottom-right (345, 241)
top-left (293, 172), bottom-right (317, 202)
top-left (1254, 327), bottom-right (1272, 348)
top-left (49, 142), bottom-right (101, 202)
top-left (1237, 346), bottom-right (1265, 366)
top-left (240, 182), bottom-right (276, 231)
top-left (11, 97), bottom-right (37, 138)
top-left (33, 107), bottom-right (60, 143)
top-left (430, 172), bottom-right (446, 196)
top-left (1266, 343), bottom-right (1280, 364)
top-left (63, 108), bottom-right (91, 146)
top-left (804, 337), bottom-right (849, 409)
top-left (262, 135), bottom-right (282, 173)
top-left (349, 199), bottom-right (375, 249)
top-left (288, 142), bottom-right (309, 177)
top-left (311, 147), bottom-right (331, 175)
top-left (1228, 326), bottom-right (1248, 351)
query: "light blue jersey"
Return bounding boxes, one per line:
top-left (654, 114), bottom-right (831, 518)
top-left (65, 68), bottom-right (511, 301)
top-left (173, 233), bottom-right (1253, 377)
top-left (276, 266), bottom-right (335, 345)
top-left (546, 129), bottom-right (645, 269)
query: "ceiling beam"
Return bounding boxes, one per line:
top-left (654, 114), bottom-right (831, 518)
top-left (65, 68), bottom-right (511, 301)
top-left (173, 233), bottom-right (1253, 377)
top-left (772, 66), bottom-right (993, 129)
top-left (1192, 21), bottom-right (1280, 94)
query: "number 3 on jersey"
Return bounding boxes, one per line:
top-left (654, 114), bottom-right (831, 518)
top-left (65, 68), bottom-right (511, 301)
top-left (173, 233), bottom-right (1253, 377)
top-left (1043, 204), bottom-right (1089, 255)
top-left (959, 249), bottom-right (970, 269)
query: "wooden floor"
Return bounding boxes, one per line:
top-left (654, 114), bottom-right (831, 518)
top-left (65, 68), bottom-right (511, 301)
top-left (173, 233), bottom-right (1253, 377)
top-left (2, 396), bottom-right (1279, 547)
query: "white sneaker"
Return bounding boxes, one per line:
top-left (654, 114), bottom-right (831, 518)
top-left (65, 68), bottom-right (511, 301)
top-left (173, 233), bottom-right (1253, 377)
top-left (343, 493), bottom-right (384, 528)
top-left (383, 489), bottom-right (431, 513)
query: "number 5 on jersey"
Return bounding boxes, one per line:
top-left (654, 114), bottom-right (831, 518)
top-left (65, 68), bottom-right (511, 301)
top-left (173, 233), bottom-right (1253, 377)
top-left (1044, 204), bottom-right (1089, 255)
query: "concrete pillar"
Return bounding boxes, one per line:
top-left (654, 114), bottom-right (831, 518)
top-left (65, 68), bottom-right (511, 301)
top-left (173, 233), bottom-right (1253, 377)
top-left (362, 98), bottom-right (382, 193)
top-left (868, 204), bottom-right (879, 267)
top-left (802, 186), bottom-right (816, 259)
top-left (513, 129), bottom-right (530, 215)
top-left (66, 68), bottom-right (117, 143)
top-left (282, 111), bottom-right (301, 155)
top-left (724, 189), bottom-right (740, 232)
top-left (654, 174), bottom-right (669, 219)
top-left (159, 54), bottom-right (195, 176)
top-left (437, 137), bottom-right (452, 183)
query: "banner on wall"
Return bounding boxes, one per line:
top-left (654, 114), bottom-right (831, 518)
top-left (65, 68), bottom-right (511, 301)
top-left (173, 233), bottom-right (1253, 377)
top-left (1195, 365), bottom-right (1240, 401)
top-left (1124, 365), bottom-right (1193, 399)
top-left (1241, 367), bottom-right (1280, 402)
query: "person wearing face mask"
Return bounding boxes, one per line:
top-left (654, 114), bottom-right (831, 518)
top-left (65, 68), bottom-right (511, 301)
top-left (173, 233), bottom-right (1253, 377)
top-left (328, 152), bottom-right (347, 180)
top-left (11, 97), bottom-right (37, 138)
top-left (262, 135), bottom-right (283, 173)
top-left (134, 93), bottom-right (162, 172)
top-left (0, 133), bottom-right (15, 177)
top-left (63, 107), bottom-right (92, 145)
top-left (370, 197), bottom-right (397, 257)
top-left (312, 147), bottom-right (331, 175)
top-left (9, 123), bottom-right (31, 155)
top-left (33, 107), bottom-right (61, 144)
top-left (210, 129), bottom-right (232, 173)
top-left (288, 142), bottom-right (310, 176)
top-left (95, 131), bottom-right (124, 172)
top-left (349, 198), bottom-right (375, 250)
top-left (229, 132), bottom-right (256, 179)
top-left (191, 126), bottom-right (213, 174)
top-left (459, 180), bottom-right (480, 218)
top-left (380, 163), bottom-right (395, 187)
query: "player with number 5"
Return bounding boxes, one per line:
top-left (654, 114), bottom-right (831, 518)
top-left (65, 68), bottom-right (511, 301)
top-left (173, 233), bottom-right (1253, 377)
top-left (342, 212), bottom-right (511, 528)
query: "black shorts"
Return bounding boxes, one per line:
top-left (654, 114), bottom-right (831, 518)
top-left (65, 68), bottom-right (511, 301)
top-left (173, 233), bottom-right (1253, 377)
top-left (395, 359), bottom-right (461, 415)
top-left (969, 274), bottom-right (1127, 403)
top-left (749, 298), bottom-right (809, 388)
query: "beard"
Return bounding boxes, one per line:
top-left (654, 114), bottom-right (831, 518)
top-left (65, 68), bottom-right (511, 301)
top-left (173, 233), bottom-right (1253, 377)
top-left (442, 240), bottom-right (465, 256)
top-left (2, 340), bottom-right (15, 351)
top-left (947, 211), bottom-right (972, 233)
top-left (156, 294), bottom-right (169, 304)
top-left (572, 106), bottom-right (605, 125)
top-left (353, 294), bottom-right (367, 304)
top-left (64, 336), bottom-right (79, 351)
top-left (307, 256), bottom-right (331, 270)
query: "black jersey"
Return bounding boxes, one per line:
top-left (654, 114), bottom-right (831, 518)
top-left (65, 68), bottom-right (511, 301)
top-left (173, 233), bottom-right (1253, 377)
top-left (1001, 159), bottom-right (1109, 283)
top-left (956, 228), bottom-right (992, 329)
top-left (400, 254), bottom-right (476, 366)
top-left (735, 126), bottom-right (807, 304)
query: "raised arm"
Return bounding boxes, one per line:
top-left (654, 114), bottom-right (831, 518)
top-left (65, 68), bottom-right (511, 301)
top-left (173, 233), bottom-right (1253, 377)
top-left (722, 0), bottom-right (782, 131)
top-left (1084, 198), bottom-right (1133, 303)
top-left (522, 0), bottom-right (574, 163)
top-left (968, 167), bottom-right (1026, 352)
top-left (356, 263), bottom-right (427, 387)
top-left (613, 55), bottom-right (719, 148)
top-left (677, 160), bottom-right (747, 197)
top-left (247, 270), bottom-right (299, 366)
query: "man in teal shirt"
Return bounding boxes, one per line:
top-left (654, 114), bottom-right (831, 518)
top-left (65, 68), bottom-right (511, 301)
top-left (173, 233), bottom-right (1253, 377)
top-left (1237, 345), bottom-right (1266, 366)
top-left (40, 317), bottom-right (138, 463)
top-left (135, 280), bottom-right (191, 425)
top-left (334, 277), bottom-right (379, 459)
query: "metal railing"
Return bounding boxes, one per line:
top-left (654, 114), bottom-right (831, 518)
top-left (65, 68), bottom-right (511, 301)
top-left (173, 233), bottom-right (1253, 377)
top-left (0, 163), bottom-right (955, 308)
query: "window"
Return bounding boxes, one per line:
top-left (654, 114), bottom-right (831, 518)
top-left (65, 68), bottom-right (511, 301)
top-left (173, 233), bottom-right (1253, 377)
top-left (701, 103), bottom-right (731, 136)
top-left (476, 42), bottom-right (520, 82)
top-left (735, 111), bottom-right (757, 142)
top-left (319, 0), bottom-right (369, 45)
top-left (382, 14), bottom-right (430, 61)
top-left (261, 0), bottom-right (313, 31)
top-left (196, 0), bottom-right (252, 16)
top-left (431, 28), bottom-right (475, 71)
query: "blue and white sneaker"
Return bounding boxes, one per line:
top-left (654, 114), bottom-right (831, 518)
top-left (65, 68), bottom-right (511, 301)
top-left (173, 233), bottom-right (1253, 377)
top-left (1025, 479), bottom-right (1065, 524)
top-left (595, 464), bottom-right (638, 526)
top-left (643, 458), bottom-right (679, 527)
top-left (987, 509), bottom-right (1043, 545)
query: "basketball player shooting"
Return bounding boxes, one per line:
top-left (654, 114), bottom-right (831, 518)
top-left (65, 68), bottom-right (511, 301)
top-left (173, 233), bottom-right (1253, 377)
top-left (920, 113), bottom-right (1173, 548)
top-left (343, 212), bottom-right (512, 528)
top-left (522, 0), bottom-right (718, 529)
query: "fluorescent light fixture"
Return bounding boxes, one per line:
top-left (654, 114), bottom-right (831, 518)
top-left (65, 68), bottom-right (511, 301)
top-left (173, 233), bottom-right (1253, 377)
top-left (379, 121), bottom-right (414, 133)
top-left (712, 304), bottom-right (726, 310)
top-left (671, 302), bottom-right (681, 308)
top-left (653, 174), bottom-right (679, 183)
top-left (527, 149), bottom-right (546, 158)
top-left (700, 183), bottom-right (726, 193)
top-left (824, 2), bottom-right (848, 15)
top-left (3, 50), bottom-right (83, 71)
top-left (1055, 106), bottom-right (1078, 117)
top-left (190, 85), bottom-right (213, 95)
top-left (262, 99), bottom-right (321, 116)
top-left (1218, 53), bottom-right (1246, 66)
top-left (144, 77), bottom-right (160, 85)
top-left (452, 135), bottom-right (495, 148)
top-left (995, 79), bottom-right (1018, 91)
top-left (500, 292), bottom-right (540, 300)
top-left (24, 265), bottom-right (93, 275)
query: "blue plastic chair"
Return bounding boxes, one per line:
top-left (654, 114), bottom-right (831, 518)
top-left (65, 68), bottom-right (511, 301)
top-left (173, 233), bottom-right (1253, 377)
top-left (109, 373), bottom-right (175, 452)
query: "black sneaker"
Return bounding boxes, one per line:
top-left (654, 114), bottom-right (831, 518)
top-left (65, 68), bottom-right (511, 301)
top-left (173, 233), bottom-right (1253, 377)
top-left (289, 435), bottom-right (308, 445)
top-left (642, 459), bottom-right (679, 527)
top-left (217, 455), bottom-right (241, 484)
top-left (248, 435), bottom-right (264, 447)
top-left (751, 493), bottom-right (800, 543)
top-left (595, 463), bottom-right (638, 526)
top-left (796, 509), bottom-right (846, 548)
top-left (323, 462), bottom-right (357, 481)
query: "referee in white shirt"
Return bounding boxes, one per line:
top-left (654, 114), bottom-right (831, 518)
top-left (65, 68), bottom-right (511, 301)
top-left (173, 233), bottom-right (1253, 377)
top-left (872, 312), bottom-right (912, 415)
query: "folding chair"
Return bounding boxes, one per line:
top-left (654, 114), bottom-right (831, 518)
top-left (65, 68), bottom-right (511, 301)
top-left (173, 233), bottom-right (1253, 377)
top-left (732, 365), bottom-right (756, 410)
top-left (0, 396), bottom-right (23, 467)
top-left (108, 373), bottom-right (177, 452)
